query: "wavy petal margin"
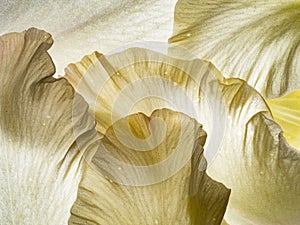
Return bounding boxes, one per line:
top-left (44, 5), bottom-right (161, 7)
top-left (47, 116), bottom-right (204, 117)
top-left (169, 0), bottom-right (300, 99)
top-left (69, 109), bottom-right (230, 225)
top-left (0, 28), bottom-right (98, 224)
top-left (0, 0), bottom-right (177, 74)
top-left (66, 45), bottom-right (300, 224)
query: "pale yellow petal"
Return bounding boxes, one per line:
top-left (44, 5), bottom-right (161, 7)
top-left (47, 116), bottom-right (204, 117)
top-left (169, 0), bottom-right (300, 99)
top-left (1, 0), bottom-right (177, 74)
top-left (0, 29), bottom-right (98, 224)
top-left (69, 109), bottom-right (230, 225)
top-left (267, 89), bottom-right (300, 149)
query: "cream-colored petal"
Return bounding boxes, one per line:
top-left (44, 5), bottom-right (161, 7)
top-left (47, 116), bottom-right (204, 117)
top-left (1, 0), bottom-right (177, 74)
top-left (267, 89), bottom-right (300, 149)
top-left (0, 29), bottom-right (98, 224)
top-left (69, 108), bottom-right (230, 225)
top-left (169, 0), bottom-right (300, 99)
top-left (67, 46), bottom-right (300, 224)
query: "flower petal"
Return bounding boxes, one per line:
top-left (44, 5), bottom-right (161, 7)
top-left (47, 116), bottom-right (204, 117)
top-left (169, 0), bottom-right (300, 99)
top-left (65, 45), bottom-right (229, 164)
top-left (69, 108), bottom-right (230, 225)
top-left (1, 0), bottom-right (177, 74)
top-left (67, 45), bottom-right (300, 224)
top-left (267, 89), bottom-right (300, 149)
top-left (0, 29), bottom-right (98, 224)
top-left (206, 83), bottom-right (300, 224)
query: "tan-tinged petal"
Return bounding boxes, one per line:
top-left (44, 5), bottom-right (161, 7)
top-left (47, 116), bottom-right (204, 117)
top-left (0, 28), bottom-right (98, 224)
top-left (69, 109), bottom-right (230, 225)
top-left (1, 0), bottom-right (177, 74)
top-left (169, 0), bottom-right (300, 99)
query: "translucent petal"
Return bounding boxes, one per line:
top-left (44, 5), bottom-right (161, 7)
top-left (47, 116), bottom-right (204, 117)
top-left (0, 29), bottom-right (98, 224)
top-left (169, 0), bottom-right (300, 99)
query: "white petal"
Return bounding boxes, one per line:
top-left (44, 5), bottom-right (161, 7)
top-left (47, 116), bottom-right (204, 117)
top-left (69, 109), bottom-right (230, 224)
top-left (1, 0), bottom-right (177, 74)
top-left (169, 0), bottom-right (300, 99)
top-left (0, 29), bottom-right (98, 224)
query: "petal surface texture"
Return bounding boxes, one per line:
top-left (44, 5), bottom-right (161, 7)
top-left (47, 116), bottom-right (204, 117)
top-left (66, 46), bottom-right (300, 225)
top-left (0, 29), bottom-right (98, 224)
top-left (69, 109), bottom-right (230, 225)
top-left (169, 0), bottom-right (300, 99)
top-left (0, 0), bottom-right (177, 74)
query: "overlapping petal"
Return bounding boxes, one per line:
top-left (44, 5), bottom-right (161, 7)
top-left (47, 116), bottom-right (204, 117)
top-left (69, 109), bottom-right (230, 225)
top-left (0, 0), bottom-right (177, 74)
top-left (65, 46), bottom-right (229, 163)
top-left (169, 0), bottom-right (300, 99)
top-left (66, 46), bottom-right (300, 224)
top-left (66, 47), bottom-right (232, 224)
top-left (0, 28), bottom-right (98, 224)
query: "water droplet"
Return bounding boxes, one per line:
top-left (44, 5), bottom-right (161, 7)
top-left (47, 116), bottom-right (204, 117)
top-left (105, 176), bottom-right (114, 183)
top-left (186, 33), bottom-right (191, 37)
top-left (155, 219), bottom-right (159, 224)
